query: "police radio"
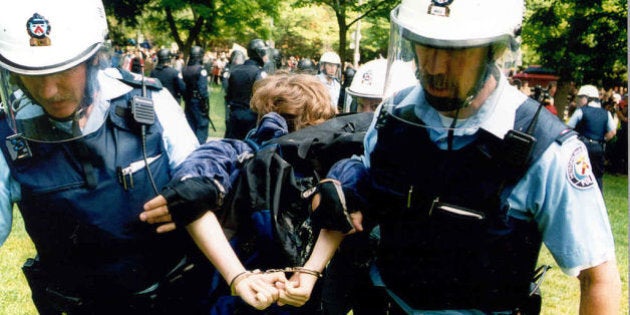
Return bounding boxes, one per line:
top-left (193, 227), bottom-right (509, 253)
top-left (132, 66), bottom-right (159, 195)
top-left (131, 71), bottom-right (155, 126)
top-left (503, 100), bottom-right (547, 169)
top-left (131, 95), bottom-right (155, 126)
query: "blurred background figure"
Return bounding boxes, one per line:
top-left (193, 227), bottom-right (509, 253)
top-left (182, 45), bottom-right (211, 144)
top-left (316, 51), bottom-right (342, 109)
top-left (567, 84), bottom-right (617, 193)
top-left (150, 48), bottom-right (186, 104)
top-left (224, 38), bottom-right (269, 140)
top-left (295, 58), bottom-right (318, 75)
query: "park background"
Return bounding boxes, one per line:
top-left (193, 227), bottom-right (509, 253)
top-left (0, 0), bottom-right (628, 313)
top-left (0, 84), bottom-right (628, 314)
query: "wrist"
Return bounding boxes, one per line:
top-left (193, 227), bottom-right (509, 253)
top-left (229, 270), bottom-right (251, 296)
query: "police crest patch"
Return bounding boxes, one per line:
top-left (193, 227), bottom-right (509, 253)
top-left (428, 0), bottom-right (453, 17)
top-left (27, 13), bottom-right (52, 47)
top-left (567, 145), bottom-right (595, 189)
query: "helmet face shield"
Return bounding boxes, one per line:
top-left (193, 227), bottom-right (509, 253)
top-left (0, 64), bottom-right (101, 143)
top-left (381, 3), bottom-right (513, 131)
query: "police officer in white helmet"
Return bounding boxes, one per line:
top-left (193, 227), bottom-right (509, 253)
top-left (343, 58), bottom-right (417, 113)
top-left (317, 51), bottom-right (342, 110)
top-left (0, 0), bottom-right (281, 313)
top-left (567, 84), bottom-right (617, 193)
top-left (319, 0), bottom-right (621, 314)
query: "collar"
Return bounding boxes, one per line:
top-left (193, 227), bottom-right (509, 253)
top-left (587, 101), bottom-right (602, 108)
top-left (409, 72), bottom-right (527, 140)
top-left (100, 68), bottom-right (134, 101)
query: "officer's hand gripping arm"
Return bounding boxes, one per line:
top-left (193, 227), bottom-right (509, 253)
top-left (309, 179), bottom-right (361, 234)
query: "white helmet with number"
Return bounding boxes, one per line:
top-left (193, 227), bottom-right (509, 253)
top-left (381, 0), bottom-right (524, 123)
top-left (395, 0), bottom-right (523, 48)
top-left (344, 58), bottom-right (417, 112)
top-left (0, 0), bottom-right (108, 75)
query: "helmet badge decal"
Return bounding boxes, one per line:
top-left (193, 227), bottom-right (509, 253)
top-left (428, 0), bottom-right (453, 17)
top-left (26, 13), bottom-right (52, 46)
top-left (361, 69), bottom-right (375, 87)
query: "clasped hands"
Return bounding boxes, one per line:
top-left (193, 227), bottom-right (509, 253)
top-left (232, 267), bottom-right (322, 310)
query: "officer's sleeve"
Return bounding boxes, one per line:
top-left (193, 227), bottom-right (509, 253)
top-left (508, 137), bottom-right (616, 277)
top-left (197, 69), bottom-right (209, 99)
top-left (152, 89), bottom-right (200, 170)
top-left (606, 111), bottom-right (617, 132)
top-left (327, 156), bottom-right (371, 211)
top-left (361, 105), bottom-right (382, 169)
top-left (0, 153), bottom-right (15, 246)
top-left (566, 108), bottom-right (583, 128)
top-left (176, 74), bottom-right (186, 97)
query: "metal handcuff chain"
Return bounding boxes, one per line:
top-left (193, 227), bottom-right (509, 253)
top-left (229, 267), bottom-right (322, 296)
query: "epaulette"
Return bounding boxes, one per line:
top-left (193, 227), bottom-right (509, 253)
top-left (116, 67), bottom-right (163, 90)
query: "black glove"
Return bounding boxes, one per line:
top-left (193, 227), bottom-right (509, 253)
top-left (309, 180), bottom-right (356, 234)
top-left (160, 177), bottom-right (220, 226)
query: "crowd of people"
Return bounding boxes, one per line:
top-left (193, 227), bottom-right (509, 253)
top-left (0, 0), bottom-right (624, 315)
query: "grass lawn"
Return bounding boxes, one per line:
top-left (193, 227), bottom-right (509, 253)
top-left (0, 84), bottom-right (627, 314)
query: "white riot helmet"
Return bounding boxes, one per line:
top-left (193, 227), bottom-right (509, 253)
top-left (0, 0), bottom-right (108, 75)
top-left (382, 0), bottom-right (524, 122)
top-left (319, 51), bottom-right (342, 80)
top-left (0, 0), bottom-right (109, 143)
top-left (577, 84), bottom-right (600, 99)
top-left (344, 58), bottom-right (417, 113)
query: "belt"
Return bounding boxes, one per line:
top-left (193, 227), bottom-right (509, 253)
top-left (579, 136), bottom-right (604, 144)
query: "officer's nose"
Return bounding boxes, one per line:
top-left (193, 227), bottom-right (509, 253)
top-left (35, 76), bottom-right (61, 100)
top-left (420, 47), bottom-right (450, 75)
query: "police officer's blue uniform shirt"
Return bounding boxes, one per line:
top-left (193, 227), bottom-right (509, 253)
top-left (356, 73), bottom-right (616, 314)
top-left (566, 101), bottom-right (617, 133)
top-left (317, 73), bottom-right (341, 109)
top-left (0, 68), bottom-right (199, 246)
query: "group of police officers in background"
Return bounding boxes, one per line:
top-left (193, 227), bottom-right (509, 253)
top-left (148, 39), bottom-right (361, 143)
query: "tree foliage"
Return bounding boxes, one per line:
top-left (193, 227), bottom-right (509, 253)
top-left (103, 0), bottom-right (280, 58)
top-left (102, 0), bottom-right (627, 88)
top-left (522, 0), bottom-right (627, 87)
top-left (293, 0), bottom-right (395, 64)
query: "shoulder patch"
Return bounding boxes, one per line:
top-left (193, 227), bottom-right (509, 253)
top-left (566, 145), bottom-right (595, 189)
top-left (200, 69), bottom-right (208, 77)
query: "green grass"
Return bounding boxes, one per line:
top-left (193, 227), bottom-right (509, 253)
top-left (0, 85), bottom-right (627, 314)
top-left (207, 83), bottom-right (227, 140)
top-left (538, 173), bottom-right (629, 315)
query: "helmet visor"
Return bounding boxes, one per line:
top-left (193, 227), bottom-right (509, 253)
top-left (0, 67), bottom-right (99, 143)
top-left (381, 7), bottom-right (497, 131)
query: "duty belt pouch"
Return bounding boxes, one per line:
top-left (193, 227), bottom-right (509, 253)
top-left (22, 257), bottom-right (83, 313)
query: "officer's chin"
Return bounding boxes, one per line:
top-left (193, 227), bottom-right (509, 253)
top-left (423, 91), bottom-right (463, 112)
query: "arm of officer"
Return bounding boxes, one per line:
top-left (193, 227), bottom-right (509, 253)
top-left (186, 211), bottom-right (286, 310)
top-left (604, 111), bottom-right (617, 141)
top-left (577, 260), bottom-right (621, 314)
top-left (0, 153), bottom-right (14, 246)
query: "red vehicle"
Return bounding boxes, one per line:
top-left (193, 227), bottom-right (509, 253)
top-left (511, 65), bottom-right (560, 87)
